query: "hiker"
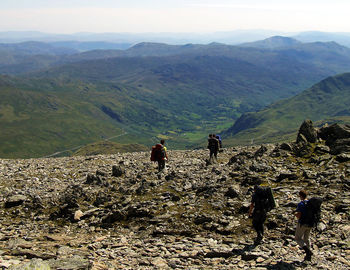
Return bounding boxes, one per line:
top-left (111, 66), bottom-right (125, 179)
top-left (150, 139), bottom-right (168, 172)
top-left (249, 185), bottom-right (275, 245)
top-left (215, 134), bottom-right (222, 148)
top-left (207, 134), bottom-right (219, 163)
top-left (294, 189), bottom-right (313, 261)
top-left (158, 139), bottom-right (168, 171)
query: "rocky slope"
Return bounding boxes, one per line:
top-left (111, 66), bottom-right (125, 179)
top-left (0, 121), bottom-right (349, 269)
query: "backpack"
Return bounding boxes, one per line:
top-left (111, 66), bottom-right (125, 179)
top-left (151, 144), bottom-right (165, 162)
top-left (216, 135), bottom-right (222, 148)
top-left (303, 197), bottom-right (323, 227)
top-left (208, 138), bottom-right (219, 151)
top-left (254, 186), bottom-right (276, 212)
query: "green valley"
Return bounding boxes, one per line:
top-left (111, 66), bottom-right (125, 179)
top-left (2, 40), bottom-right (350, 158)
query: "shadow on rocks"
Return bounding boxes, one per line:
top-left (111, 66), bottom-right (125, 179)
top-left (265, 260), bottom-right (304, 270)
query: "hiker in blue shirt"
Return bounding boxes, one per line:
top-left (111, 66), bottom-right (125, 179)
top-left (295, 189), bottom-right (313, 261)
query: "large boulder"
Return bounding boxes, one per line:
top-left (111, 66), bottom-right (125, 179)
top-left (318, 124), bottom-right (350, 154)
top-left (296, 119), bottom-right (318, 144)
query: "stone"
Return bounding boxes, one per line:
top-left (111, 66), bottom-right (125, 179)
top-left (279, 143), bottom-right (293, 151)
top-left (4, 195), bottom-right (27, 208)
top-left (74, 210), bottom-right (84, 221)
top-left (336, 153), bottom-right (350, 162)
top-left (224, 187), bottom-right (239, 198)
top-left (296, 119), bottom-right (318, 143)
top-left (112, 165), bottom-right (125, 177)
top-left (8, 259), bottom-right (50, 270)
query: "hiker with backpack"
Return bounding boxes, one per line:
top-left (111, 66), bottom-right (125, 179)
top-left (294, 189), bottom-right (322, 261)
top-left (215, 134), bottom-right (223, 149)
top-left (249, 185), bottom-right (276, 245)
top-left (207, 134), bottom-right (219, 163)
top-left (150, 139), bottom-right (168, 172)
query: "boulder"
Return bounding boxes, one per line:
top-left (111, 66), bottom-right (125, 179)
top-left (112, 165), bottom-right (125, 177)
top-left (318, 124), bottom-right (350, 154)
top-left (318, 123), bottom-right (350, 142)
top-left (254, 145), bottom-right (268, 158)
top-left (296, 119), bottom-right (318, 143)
top-left (4, 195), bottom-right (27, 208)
top-left (279, 143), bottom-right (293, 151)
top-left (224, 187), bottom-right (239, 198)
top-left (85, 173), bottom-right (102, 185)
top-left (336, 153), bottom-right (350, 162)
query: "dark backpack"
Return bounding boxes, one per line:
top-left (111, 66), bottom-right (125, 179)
top-left (151, 144), bottom-right (165, 161)
top-left (303, 197), bottom-right (323, 227)
top-left (254, 186), bottom-right (276, 212)
top-left (208, 138), bottom-right (219, 151)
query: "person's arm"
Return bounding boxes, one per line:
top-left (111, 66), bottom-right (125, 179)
top-left (249, 203), bottom-right (254, 217)
top-left (295, 202), bottom-right (302, 219)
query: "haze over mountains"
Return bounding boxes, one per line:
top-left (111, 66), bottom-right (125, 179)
top-left (1, 32), bottom-right (350, 158)
top-left (2, 30), bottom-right (350, 49)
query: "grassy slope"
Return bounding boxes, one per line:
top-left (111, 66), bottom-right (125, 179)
top-left (0, 76), bottom-right (125, 158)
top-left (73, 141), bottom-right (148, 156)
top-left (223, 73), bottom-right (350, 145)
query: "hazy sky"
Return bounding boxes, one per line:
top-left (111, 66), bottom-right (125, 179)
top-left (1, 0), bottom-right (349, 33)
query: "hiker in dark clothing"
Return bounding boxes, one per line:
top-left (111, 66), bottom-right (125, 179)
top-left (249, 185), bottom-right (268, 245)
top-left (157, 139), bottom-right (168, 172)
top-left (207, 134), bottom-right (219, 163)
top-left (295, 189), bottom-right (313, 261)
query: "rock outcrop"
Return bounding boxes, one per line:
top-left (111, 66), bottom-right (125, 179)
top-left (0, 122), bottom-right (349, 269)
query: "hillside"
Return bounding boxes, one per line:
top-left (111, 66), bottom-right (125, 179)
top-left (223, 73), bottom-right (350, 144)
top-left (0, 76), bottom-right (127, 158)
top-left (0, 124), bottom-right (349, 269)
top-left (2, 41), bottom-right (350, 157)
top-left (73, 141), bottom-right (148, 156)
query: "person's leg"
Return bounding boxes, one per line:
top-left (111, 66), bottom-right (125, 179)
top-left (253, 212), bottom-right (266, 244)
top-left (160, 160), bottom-right (165, 171)
top-left (209, 150), bottom-right (214, 163)
top-left (295, 223), bottom-right (305, 248)
top-left (296, 224), bottom-right (313, 260)
top-left (302, 226), bottom-right (312, 249)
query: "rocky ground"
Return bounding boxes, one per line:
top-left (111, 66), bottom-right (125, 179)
top-left (0, 121), bottom-right (349, 269)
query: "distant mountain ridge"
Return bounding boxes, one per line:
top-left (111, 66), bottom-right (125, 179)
top-left (238, 36), bottom-right (301, 49)
top-left (2, 30), bottom-right (350, 47)
top-left (2, 39), bottom-right (350, 75)
top-left (0, 41), bottom-right (78, 55)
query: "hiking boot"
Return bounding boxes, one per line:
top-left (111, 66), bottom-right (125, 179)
top-left (303, 246), bottom-right (312, 261)
top-left (254, 235), bottom-right (263, 245)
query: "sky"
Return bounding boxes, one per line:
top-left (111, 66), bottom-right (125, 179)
top-left (0, 0), bottom-right (349, 34)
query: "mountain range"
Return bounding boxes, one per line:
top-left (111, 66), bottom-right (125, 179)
top-left (2, 36), bottom-right (350, 158)
top-left (2, 30), bottom-right (350, 47)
